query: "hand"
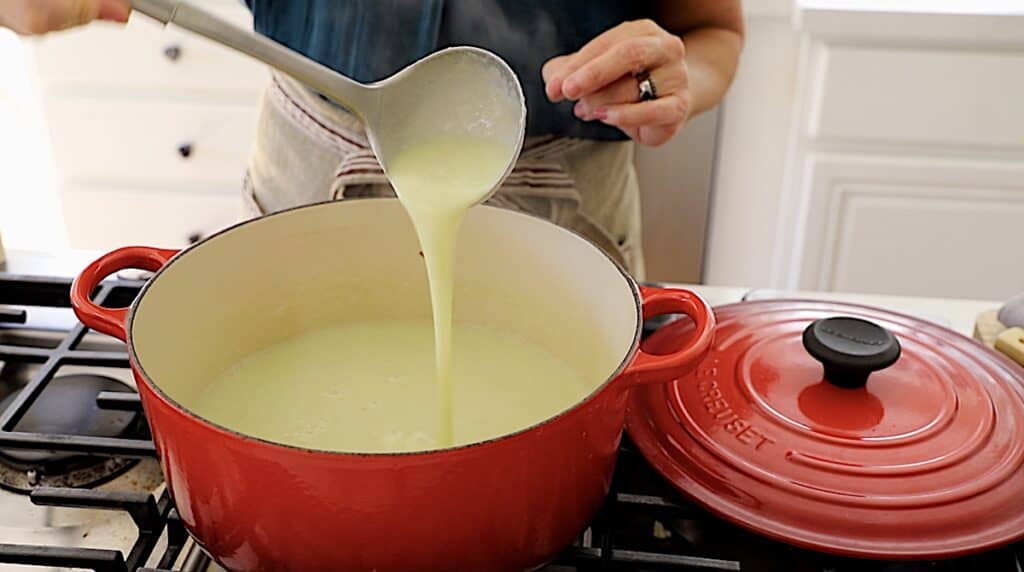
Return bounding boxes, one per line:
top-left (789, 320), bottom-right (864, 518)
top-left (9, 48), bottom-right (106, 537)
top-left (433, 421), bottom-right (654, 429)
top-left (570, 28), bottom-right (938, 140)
top-left (0, 0), bottom-right (130, 35)
top-left (542, 19), bottom-right (690, 147)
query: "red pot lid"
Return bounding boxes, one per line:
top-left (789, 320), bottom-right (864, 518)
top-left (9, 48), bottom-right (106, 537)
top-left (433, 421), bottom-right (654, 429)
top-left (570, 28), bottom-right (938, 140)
top-left (626, 299), bottom-right (1024, 559)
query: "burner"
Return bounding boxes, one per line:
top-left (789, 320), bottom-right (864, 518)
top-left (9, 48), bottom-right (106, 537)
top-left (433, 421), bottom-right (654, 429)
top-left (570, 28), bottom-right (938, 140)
top-left (0, 374), bottom-right (142, 493)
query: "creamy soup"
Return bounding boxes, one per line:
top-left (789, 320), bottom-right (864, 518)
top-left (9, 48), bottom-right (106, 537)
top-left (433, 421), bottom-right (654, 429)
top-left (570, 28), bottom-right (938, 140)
top-left (384, 136), bottom-right (511, 446)
top-left (193, 319), bottom-right (588, 453)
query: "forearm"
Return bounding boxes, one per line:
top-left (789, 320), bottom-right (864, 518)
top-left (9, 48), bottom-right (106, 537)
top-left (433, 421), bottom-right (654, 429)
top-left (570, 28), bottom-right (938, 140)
top-left (654, 0), bottom-right (744, 117)
top-left (679, 26), bottom-right (743, 117)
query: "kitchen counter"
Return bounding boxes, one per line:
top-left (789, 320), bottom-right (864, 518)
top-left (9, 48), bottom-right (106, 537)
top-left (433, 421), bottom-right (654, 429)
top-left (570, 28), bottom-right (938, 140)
top-left (685, 285), bottom-right (999, 338)
top-left (2, 249), bottom-right (1001, 339)
top-left (0, 248), bottom-right (103, 278)
top-left (807, 291), bottom-right (1000, 338)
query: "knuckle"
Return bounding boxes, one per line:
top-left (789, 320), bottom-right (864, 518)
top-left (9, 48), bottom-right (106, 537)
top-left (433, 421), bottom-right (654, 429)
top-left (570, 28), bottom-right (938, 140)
top-left (668, 35), bottom-right (685, 59)
top-left (622, 40), bottom-right (649, 71)
top-left (624, 19), bottom-right (648, 35)
top-left (576, 66), bottom-right (596, 88)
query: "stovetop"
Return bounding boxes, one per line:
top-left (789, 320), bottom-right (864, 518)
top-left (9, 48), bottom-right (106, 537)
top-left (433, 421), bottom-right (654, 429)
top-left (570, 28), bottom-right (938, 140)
top-left (1, 272), bottom-right (1022, 572)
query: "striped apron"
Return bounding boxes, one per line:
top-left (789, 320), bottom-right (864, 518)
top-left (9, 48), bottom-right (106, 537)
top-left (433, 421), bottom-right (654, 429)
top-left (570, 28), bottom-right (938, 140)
top-left (243, 73), bottom-right (646, 278)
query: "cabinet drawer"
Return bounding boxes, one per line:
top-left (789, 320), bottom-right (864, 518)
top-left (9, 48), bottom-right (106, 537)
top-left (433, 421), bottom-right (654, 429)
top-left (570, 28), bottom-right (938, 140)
top-left (810, 46), bottom-right (1024, 149)
top-left (45, 97), bottom-right (258, 187)
top-left (31, 1), bottom-right (267, 94)
top-left (798, 154), bottom-right (1024, 300)
top-left (61, 187), bottom-right (245, 250)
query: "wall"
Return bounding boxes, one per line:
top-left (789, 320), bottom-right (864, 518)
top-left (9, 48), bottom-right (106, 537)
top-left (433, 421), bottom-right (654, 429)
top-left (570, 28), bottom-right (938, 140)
top-left (0, 29), bottom-right (67, 251)
top-left (635, 109), bottom-right (717, 283)
top-left (704, 1), bottom-right (800, 288)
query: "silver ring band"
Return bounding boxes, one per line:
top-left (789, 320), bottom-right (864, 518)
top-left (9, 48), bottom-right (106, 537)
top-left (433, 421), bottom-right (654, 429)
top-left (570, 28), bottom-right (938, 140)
top-left (636, 71), bottom-right (658, 101)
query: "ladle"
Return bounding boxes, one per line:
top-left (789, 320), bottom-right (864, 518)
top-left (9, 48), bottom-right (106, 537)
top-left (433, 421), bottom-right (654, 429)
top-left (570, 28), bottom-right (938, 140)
top-left (129, 0), bottom-right (527, 202)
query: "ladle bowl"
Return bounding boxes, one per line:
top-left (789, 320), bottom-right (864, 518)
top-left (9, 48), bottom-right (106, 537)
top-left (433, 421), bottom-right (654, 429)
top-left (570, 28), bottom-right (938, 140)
top-left (130, 0), bottom-right (527, 204)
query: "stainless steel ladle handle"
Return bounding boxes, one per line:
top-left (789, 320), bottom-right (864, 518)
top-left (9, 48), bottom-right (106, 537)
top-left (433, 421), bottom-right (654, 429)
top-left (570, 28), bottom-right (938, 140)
top-left (129, 0), bottom-right (372, 116)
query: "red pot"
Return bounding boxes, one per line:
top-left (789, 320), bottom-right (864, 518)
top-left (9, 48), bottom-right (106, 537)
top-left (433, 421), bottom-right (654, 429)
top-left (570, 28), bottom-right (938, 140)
top-left (70, 199), bottom-right (714, 572)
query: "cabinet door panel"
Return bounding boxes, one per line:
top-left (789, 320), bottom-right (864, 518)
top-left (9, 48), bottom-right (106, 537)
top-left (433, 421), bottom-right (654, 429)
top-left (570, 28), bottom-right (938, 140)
top-left (45, 97), bottom-right (257, 187)
top-left (61, 186), bottom-right (245, 250)
top-left (810, 45), bottom-right (1024, 149)
top-left (32, 0), bottom-right (267, 95)
top-left (796, 154), bottom-right (1024, 300)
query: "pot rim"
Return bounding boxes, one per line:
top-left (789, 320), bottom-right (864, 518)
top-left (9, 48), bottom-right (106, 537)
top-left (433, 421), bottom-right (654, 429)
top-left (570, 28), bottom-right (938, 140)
top-left (125, 198), bottom-right (644, 458)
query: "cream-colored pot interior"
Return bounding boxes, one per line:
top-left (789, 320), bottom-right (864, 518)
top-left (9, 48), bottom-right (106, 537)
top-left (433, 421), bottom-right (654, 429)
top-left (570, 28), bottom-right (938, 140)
top-left (129, 199), bottom-right (640, 444)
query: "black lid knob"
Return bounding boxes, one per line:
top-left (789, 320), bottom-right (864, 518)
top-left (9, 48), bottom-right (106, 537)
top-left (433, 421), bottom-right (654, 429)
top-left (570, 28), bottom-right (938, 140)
top-left (802, 317), bottom-right (901, 389)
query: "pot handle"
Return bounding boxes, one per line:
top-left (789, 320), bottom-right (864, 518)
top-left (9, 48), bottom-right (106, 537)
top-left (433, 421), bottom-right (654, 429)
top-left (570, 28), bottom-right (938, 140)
top-left (625, 286), bottom-right (716, 386)
top-left (71, 247), bottom-right (179, 341)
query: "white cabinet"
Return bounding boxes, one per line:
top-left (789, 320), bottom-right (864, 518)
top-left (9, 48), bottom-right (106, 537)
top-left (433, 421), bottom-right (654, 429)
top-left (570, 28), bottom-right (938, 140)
top-left (807, 46), bottom-right (1024, 148)
top-left (44, 97), bottom-right (257, 187)
top-left (30, 0), bottom-right (267, 249)
top-left (708, 1), bottom-right (1024, 300)
top-left (61, 186), bottom-right (245, 250)
top-left (31, 1), bottom-right (265, 95)
top-left (788, 154), bottom-right (1024, 300)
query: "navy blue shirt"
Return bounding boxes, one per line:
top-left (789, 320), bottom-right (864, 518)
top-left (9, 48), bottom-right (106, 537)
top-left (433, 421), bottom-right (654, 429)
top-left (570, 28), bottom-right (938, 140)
top-left (244, 0), bottom-right (645, 140)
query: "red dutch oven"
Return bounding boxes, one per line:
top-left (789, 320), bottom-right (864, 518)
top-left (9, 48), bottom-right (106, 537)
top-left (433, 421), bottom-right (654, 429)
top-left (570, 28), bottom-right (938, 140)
top-left (628, 299), bottom-right (1024, 559)
top-left (70, 199), bottom-right (714, 572)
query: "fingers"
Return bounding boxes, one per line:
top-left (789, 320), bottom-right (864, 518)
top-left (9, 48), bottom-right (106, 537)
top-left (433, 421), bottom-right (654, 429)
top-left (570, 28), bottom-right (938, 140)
top-left (542, 19), bottom-right (663, 102)
top-left (543, 19), bottom-right (691, 146)
top-left (562, 35), bottom-right (680, 101)
top-left (597, 93), bottom-right (691, 132)
top-left (52, 0), bottom-right (102, 31)
top-left (1, 0), bottom-right (128, 34)
top-left (572, 76), bottom-right (634, 120)
top-left (541, 55), bottom-right (573, 101)
top-left (574, 62), bottom-right (687, 119)
top-left (98, 0), bottom-right (131, 23)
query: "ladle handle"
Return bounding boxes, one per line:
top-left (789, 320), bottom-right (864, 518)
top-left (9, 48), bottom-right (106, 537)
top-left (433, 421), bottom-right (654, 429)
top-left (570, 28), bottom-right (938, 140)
top-left (129, 0), bottom-right (371, 116)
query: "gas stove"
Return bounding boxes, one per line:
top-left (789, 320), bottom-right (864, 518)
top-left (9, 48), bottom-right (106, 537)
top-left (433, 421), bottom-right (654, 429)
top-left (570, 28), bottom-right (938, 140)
top-left (0, 269), bottom-right (1022, 572)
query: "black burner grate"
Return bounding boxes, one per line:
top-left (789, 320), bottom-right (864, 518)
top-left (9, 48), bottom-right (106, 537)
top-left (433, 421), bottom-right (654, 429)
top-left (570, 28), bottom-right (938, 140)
top-left (0, 273), bottom-right (1021, 572)
top-left (0, 487), bottom-right (189, 572)
top-left (0, 275), bottom-right (152, 457)
top-left (0, 274), bottom-right (186, 571)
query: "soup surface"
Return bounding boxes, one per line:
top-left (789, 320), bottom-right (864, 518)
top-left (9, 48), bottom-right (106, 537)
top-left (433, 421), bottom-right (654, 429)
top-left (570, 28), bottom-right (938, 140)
top-left (192, 319), bottom-right (590, 453)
